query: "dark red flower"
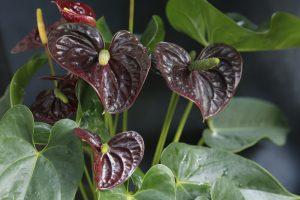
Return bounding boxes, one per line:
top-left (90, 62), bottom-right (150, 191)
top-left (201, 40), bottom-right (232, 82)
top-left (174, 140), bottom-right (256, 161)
top-left (11, 18), bottom-right (66, 54)
top-left (154, 42), bottom-right (243, 119)
top-left (74, 128), bottom-right (144, 190)
top-left (48, 23), bottom-right (151, 114)
top-left (53, 0), bottom-right (96, 26)
top-left (31, 74), bottom-right (78, 124)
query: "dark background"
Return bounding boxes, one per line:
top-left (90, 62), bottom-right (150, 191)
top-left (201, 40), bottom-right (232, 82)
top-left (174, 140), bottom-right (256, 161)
top-left (0, 0), bottom-right (299, 194)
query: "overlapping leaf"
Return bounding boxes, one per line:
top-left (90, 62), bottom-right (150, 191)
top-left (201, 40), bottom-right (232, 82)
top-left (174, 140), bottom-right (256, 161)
top-left (167, 0), bottom-right (300, 51)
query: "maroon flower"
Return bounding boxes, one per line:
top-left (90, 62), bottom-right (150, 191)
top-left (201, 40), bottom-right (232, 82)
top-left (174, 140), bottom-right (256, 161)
top-left (31, 74), bottom-right (78, 124)
top-left (11, 18), bottom-right (66, 54)
top-left (53, 0), bottom-right (96, 26)
top-left (154, 42), bottom-right (243, 119)
top-left (74, 128), bottom-right (144, 190)
top-left (48, 23), bottom-right (151, 114)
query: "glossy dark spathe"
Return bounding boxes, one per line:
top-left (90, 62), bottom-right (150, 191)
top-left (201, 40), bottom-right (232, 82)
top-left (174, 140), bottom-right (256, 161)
top-left (154, 42), bottom-right (242, 119)
top-left (48, 23), bottom-right (151, 114)
top-left (74, 128), bottom-right (145, 190)
top-left (11, 18), bottom-right (66, 54)
top-left (53, 0), bottom-right (96, 26)
top-left (30, 75), bottom-right (78, 124)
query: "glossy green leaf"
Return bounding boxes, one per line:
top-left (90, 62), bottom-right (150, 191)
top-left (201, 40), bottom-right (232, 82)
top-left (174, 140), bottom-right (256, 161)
top-left (131, 168), bottom-right (145, 190)
top-left (76, 80), bottom-right (110, 142)
top-left (0, 105), bottom-right (84, 200)
top-left (161, 143), bottom-right (297, 200)
top-left (140, 15), bottom-right (165, 52)
top-left (33, 122), bottom-right (51, 145)
top-left (226, 12), bottom-right (258, 31)
top-left (0, 86), bottom-right (10, 119)
top-left (166, 0), bottom-right (300, 51)
top-left (203, 97), bottom-right (289, 152)
top-left (99, 164), bottom-right (176, 200)
top-left (96, 16), bottom-right (113, 43)
top-left (10, 53), bottom-right (47, 106)
top-left (211, 178), bottom-right (244, 200)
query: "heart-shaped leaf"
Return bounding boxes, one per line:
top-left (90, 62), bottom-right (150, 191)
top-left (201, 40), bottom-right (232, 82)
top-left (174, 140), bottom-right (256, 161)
top-left (167, 0), bottom-right (300, 51)
top-left (154, 42), bottom-right (242, 119)
top-left (211, 178), bottom-right (244, 200)
top-left (30, 75), bottom-right (78, 124)
top-left (99, 164), bottom-right (176, 200)
top-left (161, 143), bottom-right (297, 200)
top-left (140, 15), bottom-right (165, 52)
top-left (33, 122), bottom-right (52, 145)
top-left (96, 17), bottom-right (113, 43)
top-left (48, 23), bottom-right (151, 113)
top-left (74, 128), bottom-right (144, 190)
top-left (75, 80), bottom-right (110, 142)
top-left (203, 97), bottom-right (290, 152)
top-left (11, 18), bottom-right (66, 54)
top-left (10, 53), bottom-right (48, 106)
top-left (0, 105), bottom-right (84, 199)
top-left (53, 0), bottom-right (96, 26)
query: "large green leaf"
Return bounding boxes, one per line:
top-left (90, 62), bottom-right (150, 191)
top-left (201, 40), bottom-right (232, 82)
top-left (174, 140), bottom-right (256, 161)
top-left (99, 164), bottom-right (176, 200)
top-left (166, 0), bottom-right (300, 51)
top-left (33, 122), bottom-right (52, 145)
top-left (0, 105), bottom-right (83, 200)
top-left (0, 86), bottom-right (10, 119)
top-left (203, 97), bottom-right (289, 152)
top-left (96, 16), bottom-right (113, 43)
top-left (10, 53), bottom-right (47, 106)
top-left (211, 178), bottom-right (244, 200)
top-left (140, 15), bottom-right (165, 52)
top-left (161, 143), bottom-right (298, 200)
top-left (76, 80), bottom-right (110, 142)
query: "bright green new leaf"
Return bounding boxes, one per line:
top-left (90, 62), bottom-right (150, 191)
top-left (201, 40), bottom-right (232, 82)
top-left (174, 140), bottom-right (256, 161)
top-left (140, 15), bottom-right (165, 52)
top-left (203, 97), bottom-right (289, 152)
top-left (161, 143), bottom-right (297, 200)
top-left (0, 86), bottom-right (10, 119)
top-left (96, 16), bottom-right (113, 43)
top-left (0, 105), bottom-right (84, 200)
top-left (76, 80), bottom-right (110, 142)
top-left (166, 0), bottom-right (300, 51)
top-left (99, 164), bottom-right (176, 200)
top-left (10, 53), bottom-right (47, 106)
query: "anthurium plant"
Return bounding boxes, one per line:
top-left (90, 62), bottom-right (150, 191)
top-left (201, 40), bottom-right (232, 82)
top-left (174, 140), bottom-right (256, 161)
top-left (1, 0), bottom-right (300, 199)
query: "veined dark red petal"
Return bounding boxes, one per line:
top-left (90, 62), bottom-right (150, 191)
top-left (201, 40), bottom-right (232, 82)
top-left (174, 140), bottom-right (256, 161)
top-left (11, 18), bottom-right (66, 54)
top-left (48, 23), bottom-right (151, 114)
top-left (154, 42), bottom-right (242, 119)
top-left (54, 0), bottom-right (96, 26)
top-left (74, 128), bottom-right (144, 190)
top-left (30, 75), bottom-right (78, 124)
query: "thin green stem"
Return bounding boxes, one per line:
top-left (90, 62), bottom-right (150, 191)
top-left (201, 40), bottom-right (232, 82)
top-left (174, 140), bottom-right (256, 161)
top-left (104, 113), bottom-right (114, 136)
top-left (173, 101), bottom-right (193, 143)
top-left (79, 182), bottom-right (88, 200)
top-left (152, 92), bottom-right (179, 166)
top-left (45, 47), bottom-right (57, 88)
top-left (129, 0), bottom-right (135, 33)
top-left (113, 113), bottom-right (120, 134)
top-left (122, 111), bottom-right (128, 132)
top-left (84, 165), bottom-right (96, 200)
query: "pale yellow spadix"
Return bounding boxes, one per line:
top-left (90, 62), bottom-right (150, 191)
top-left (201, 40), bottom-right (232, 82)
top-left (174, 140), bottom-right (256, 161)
top-left (36, 8), bottom-right (48, 45)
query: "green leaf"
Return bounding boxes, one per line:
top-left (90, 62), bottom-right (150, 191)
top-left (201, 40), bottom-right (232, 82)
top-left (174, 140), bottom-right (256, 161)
top-left (226, 12), bottom-right (258, 30)
top-left (33, 122), bottom-right (51, 145)
top-left (99, 164), bottom-right (176, 200)
top-left (161, 143), bottom-right (297, 200)
top-left (166, 0), bottom-right (300, 51)
top-left (10, 53), bottom-right (47, 106)
top-left (131, 168), bottom-right (145, 190)
top-left (0, 105), bottom-right (84, 200)
top-left (140, 15), bottom-right (165, 52)
top-left (211, 178), bottom-right (244, 200)
top-left (0, 86), bottom-right (10, 119)
top-left (96, 16), bottom-right (113, 43)
top-left (203, 97), bottom-right (289, 152)
top-left (76, 80), bottom-right (110, 142)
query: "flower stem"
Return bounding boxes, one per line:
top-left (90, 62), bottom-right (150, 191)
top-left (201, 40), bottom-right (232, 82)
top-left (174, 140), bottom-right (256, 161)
top-left (113, 113), bottom-right (120, 134)
top-left (84, 164), bottom-right (96, 200)
top-left (122, 111), bottom-right (128, 132)
top-left (79, 182), bottom-right (88, 200)
top-left (152, 92), bottom-right (179, 166)
top-left (173, 101), bottom-right (193, 143)
top-left (45, 48), bottom-right (58, 88)
top-left (129, 0), bottom-right (135, 33)
top-left (104, 113), bottom-right (114, 135)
